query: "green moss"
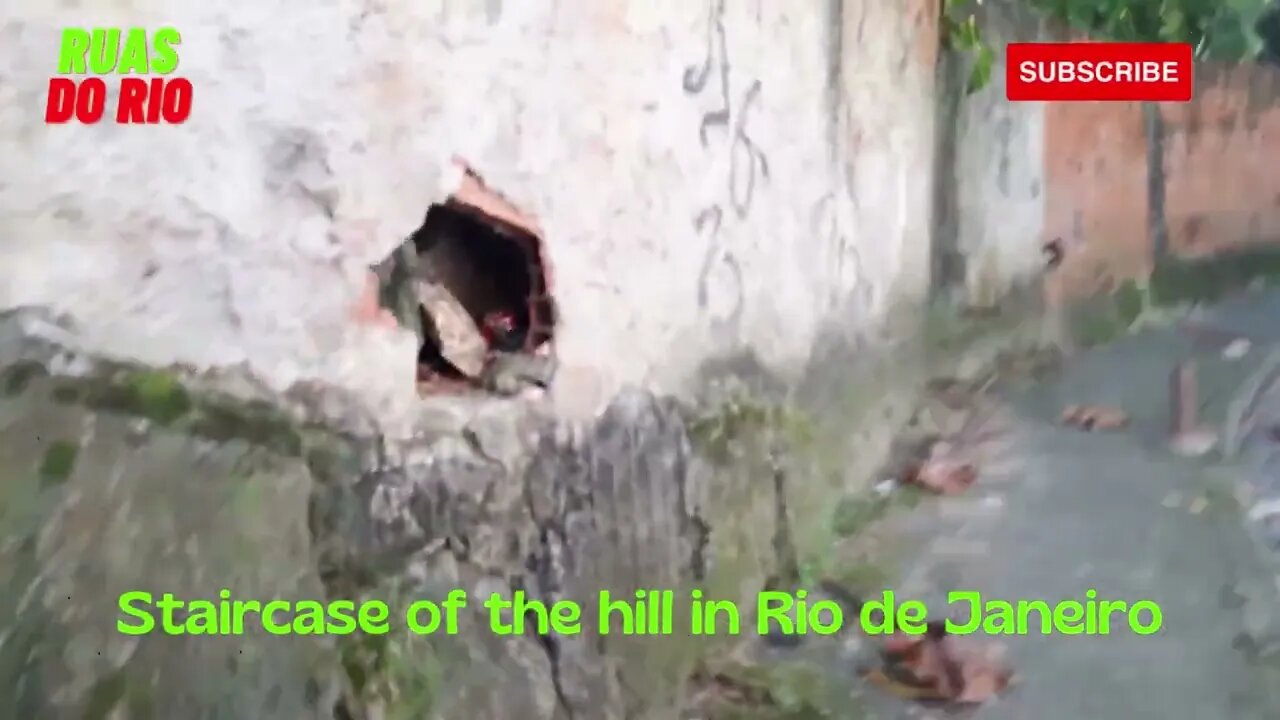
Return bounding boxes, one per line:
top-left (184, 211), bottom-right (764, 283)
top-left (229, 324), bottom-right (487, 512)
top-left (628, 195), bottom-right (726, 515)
top-left (689, 396), bottom-right (812, 465)
top-left (381, 636), bottom-right (441, 720)
top-left (39, 440), bottom-right (79, 485)
top-left (1150, 256), bottom-right (1225, 304)
top-left (826, 561), bottom-right (888, 596)
top-left (340, 629), bottom-right (391, 697)
top-left (1067, 278), bottom-right (1154, 347)
top-left (125, 682), bottom-right (155, 720)
top-left (1150, 248), bottom-right (1280, 306)
top-left (831, 481), bottom-right (926, 539)
top-left (1, 361), bottom-right (46, 396)
top-left (1068, 294), bottom-right (1133, 347)
top-left (1065, 248), bottom-right (1280, 347)
top-left (831, 495), bottom-right (887, 538)
top-left (38, 364), bottom-right (327, 456)
top-left (762, 662), bottom-right (842, 718)
top-left (1112, 279), bottom-right (1145, 327)
top-left (50, 385), bottom-right (79, 403)
top-left (52, 370), bottom-right (191, 425)
top-left (304, 437), bottom-right (362, 482)
top-left (697, 659), bottom-right (862, 720)
top-left (186, 398), bottom-right (302, 457)
top-left (127, 371), bottom-right (192, 424)
top-left (81, 669), bottom-right (127, 720)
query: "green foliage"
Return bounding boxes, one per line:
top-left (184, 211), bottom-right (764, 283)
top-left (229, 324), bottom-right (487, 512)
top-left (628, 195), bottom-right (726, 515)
top-left (1029, 0), bottom-right (1267, 57)
top-left (39, 440), bottom-right (79, 486)
top-left (943, 0), bottom-right (1273, 94)
top-left (942, 0), bottom-right (998, 94)
top-left (128, 370), bottom-right (193, 424)
top-left (1263, 4), bottom-right (1280, 61)
top-left (688, 393), bottom-right (815, 466)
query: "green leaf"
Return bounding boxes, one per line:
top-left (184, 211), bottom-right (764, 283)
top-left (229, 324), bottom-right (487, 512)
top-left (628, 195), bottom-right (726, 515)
top-left (1160, 8), bottom-right (1185, 41)
top-left (966, 44), bottom-right (996, 95)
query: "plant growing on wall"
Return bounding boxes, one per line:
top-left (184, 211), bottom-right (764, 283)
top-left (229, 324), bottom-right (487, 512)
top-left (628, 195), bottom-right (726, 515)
top-left (943, 0), bottom-right (1276, 93)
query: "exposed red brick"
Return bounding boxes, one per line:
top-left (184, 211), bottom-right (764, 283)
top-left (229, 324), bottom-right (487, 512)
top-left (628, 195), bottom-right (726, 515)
top-left (1042, 100), bottom-right (1149, 303)
top-left (1043, 63), bottom-right (1280, 303)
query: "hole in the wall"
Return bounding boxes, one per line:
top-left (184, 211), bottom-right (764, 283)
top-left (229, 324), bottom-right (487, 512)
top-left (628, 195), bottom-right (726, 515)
top-left (395, 170), bottom-right (557, 396)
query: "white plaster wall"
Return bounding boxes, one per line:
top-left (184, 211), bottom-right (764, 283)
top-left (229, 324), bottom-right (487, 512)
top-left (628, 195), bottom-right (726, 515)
top-left (954, 73), bottom-right (1046, 305)
top-left (950, 0), bottom-right (1049, 306)
top-left (838, 0), bottom-right (939, 311)
top-left (0, 0), bottom-right (936, 425)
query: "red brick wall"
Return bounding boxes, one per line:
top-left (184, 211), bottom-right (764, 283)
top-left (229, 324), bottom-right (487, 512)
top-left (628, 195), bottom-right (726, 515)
top-left (1044, 62), bottom-right (1280, 303)
top-left (1163, 65), bottom-right (1280, 257)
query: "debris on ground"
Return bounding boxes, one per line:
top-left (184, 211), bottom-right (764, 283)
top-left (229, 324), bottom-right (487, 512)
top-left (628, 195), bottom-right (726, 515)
top-left (682, 660), bottom-right (834, 719)
top-left (685, 664), bottom-right (777, 711)
top-left (893, 384), bottom-right (1012, 497)
top-left (1059, 404), bottom-right (1129, 431)
top-left (924, 377), bottom-right (979, 412)
top-left (860, 622), bottom-right (1015, 705)
top-left (992, 345), bottom-right (1063, 383)
top-left (1223, 338), bottom-right (1252, 360)
top-left (479, 351), bottom-right (557, 396)
top-left (916, 379), bottom-right (981, 437)
top-left (873, 478), bottom-right (898, 497)
top-left (900, 442), bottom-right (977, 495)
top-left (1169, 428), bottom-right (1219, 458)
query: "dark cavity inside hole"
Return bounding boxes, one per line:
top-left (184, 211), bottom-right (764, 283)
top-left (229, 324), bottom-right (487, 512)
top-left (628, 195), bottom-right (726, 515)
top-left (412, 200), bottom-right (556, 380)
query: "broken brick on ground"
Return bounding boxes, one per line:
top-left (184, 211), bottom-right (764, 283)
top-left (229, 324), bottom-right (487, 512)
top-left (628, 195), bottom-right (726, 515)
top-left (861, 621), bottom-right (1016, 706)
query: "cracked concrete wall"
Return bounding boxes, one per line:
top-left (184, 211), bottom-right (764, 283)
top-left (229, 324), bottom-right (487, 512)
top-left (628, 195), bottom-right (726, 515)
top-left (0, 307), bottom-right (755, 719)
top-left (0, 0), bottom-right (939, 426)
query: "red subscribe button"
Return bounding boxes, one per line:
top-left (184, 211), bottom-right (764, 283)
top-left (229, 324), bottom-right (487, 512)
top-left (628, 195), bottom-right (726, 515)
top-left (1007, 42), bottom-right (1193, 102)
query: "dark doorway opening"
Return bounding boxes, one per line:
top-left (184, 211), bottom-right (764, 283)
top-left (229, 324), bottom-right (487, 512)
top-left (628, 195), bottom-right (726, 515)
top-left (411, 199), bottom-right (556, 386)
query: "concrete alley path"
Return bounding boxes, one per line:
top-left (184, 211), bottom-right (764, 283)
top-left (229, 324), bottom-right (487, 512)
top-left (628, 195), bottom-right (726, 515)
top-left (863, 290), bottom-right (1280, 719)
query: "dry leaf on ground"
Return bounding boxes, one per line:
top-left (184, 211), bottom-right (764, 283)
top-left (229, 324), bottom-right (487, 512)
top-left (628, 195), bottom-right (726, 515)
top-left (1060, 404), bottom-right (1128, 431)
top-left (862, 623), bottom-right (1014, 706)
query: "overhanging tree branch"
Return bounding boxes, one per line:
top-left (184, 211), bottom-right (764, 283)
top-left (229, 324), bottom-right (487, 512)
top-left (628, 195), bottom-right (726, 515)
top-left (943, 0), bottom-right (1275, 94)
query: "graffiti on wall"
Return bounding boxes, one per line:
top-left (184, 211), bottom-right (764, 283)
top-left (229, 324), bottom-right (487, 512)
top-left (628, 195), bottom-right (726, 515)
top-left (811, 191), bottom-right (871, 314)
top-left (683, 0), bottom-right (770, 335)
top-left (682, 0), bottom-right (770, 218)
top-left (727, 80), bottom-right (768, 218)
top-left (692, 205), bottom-right (744, 335)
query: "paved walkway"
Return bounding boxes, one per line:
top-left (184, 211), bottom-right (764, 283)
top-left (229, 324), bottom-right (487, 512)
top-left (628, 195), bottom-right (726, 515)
top-left (863, 289), bottom-right (1280, 718)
